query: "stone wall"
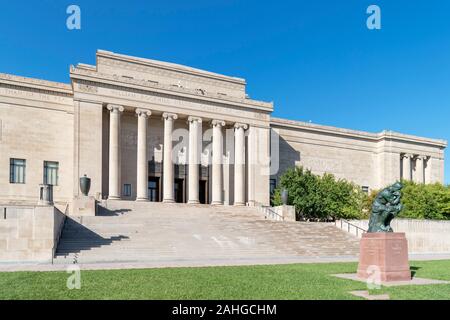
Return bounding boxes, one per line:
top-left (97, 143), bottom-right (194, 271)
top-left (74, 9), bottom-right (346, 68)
top-left (0, 205), bottom-right (66, 262)
top-left (342, 219), bottom-right (450, 254)
top-left (271, 118), bottom-right (446, 191)
top-left (73, 100), bottom-right (102, 199)
top-left (0, 75), bottom-right (74, 204)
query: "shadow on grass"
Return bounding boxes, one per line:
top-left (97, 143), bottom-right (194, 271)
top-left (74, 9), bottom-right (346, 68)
top-left (410, 266), bottom-right (421, 278)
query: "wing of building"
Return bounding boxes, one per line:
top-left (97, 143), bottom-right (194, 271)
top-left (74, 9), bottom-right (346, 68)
top-left (0, 50), bottom-right (446, 208)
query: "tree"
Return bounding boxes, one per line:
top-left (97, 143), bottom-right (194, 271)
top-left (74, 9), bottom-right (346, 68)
top-left (272, 167), bottom-right (366, 221)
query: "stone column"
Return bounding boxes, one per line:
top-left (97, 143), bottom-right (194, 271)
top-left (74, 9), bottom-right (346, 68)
top-left (402, 154), bottom-right (412, 181)
top-left (162, 112), bottom-right (178, 203)
top-left (211, 120), bottom-right (225, 205)
top-left (425, 156), bottom-right (432, 184)
top-left (107, 104), bottom-right (124, 200)
top-left (136, 108), bottom-right (152, 201)
top-left (234, 123), bottom-right (248, 206)
top-left (187, 116), bottom-right (202, 204)
top-left (415, 155), bottom-right (425, 184)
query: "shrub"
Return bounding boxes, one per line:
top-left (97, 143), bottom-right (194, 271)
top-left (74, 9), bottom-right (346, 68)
top-left (272, 167), bottom-right (367, 221)
top-left (363, 180), bottom-right (450, 221)
top-left (400, 181), bottom-right (450, 220)
top-left (362, 189), bottom-right (378, 219)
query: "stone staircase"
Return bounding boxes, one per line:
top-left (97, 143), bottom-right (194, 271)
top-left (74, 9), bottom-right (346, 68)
top-left (53, 201), bottom-right (360, 265)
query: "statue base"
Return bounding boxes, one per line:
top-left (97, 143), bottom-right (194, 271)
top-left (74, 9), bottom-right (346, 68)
top-left (72, 195), bottom-right (97, 216)
top-left (357, 232), bottom-right (411, 282)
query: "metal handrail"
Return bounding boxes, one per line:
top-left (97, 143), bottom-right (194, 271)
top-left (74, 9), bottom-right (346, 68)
top-left (335, 219), bottom-right (367, 237)
top-left (254, 201), bottom-right (284, 221)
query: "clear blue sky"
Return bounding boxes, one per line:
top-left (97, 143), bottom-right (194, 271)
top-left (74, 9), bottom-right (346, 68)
top-left (1, 1), bottom-right (449, 183)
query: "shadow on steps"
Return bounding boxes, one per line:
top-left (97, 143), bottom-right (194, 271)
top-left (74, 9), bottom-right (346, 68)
top-left (97, 206), bottom-right (132, 216)
top-left (55, 217), bottom-right (129, 257)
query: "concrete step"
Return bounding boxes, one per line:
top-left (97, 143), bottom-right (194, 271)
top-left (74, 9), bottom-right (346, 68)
top-left (55, 202), bottom-right (360, 264)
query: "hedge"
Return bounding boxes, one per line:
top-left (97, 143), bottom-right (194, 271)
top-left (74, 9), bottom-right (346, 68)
top-left (272, 167), bottom-right (367, 220)
top-left (272, 167), bottom-right (450, 221)
top-left (364, 180), bottom-right (450, 220)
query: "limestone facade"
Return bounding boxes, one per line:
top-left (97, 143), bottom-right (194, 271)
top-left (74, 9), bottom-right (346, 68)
top-left (0, 50), bottom-right (446, 209)
top-left (271, 118), bottom-right (446, 191)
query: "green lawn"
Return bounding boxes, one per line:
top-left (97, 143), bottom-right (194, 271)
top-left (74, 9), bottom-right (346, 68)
top-left (0, 260), bottom-right (449, 300)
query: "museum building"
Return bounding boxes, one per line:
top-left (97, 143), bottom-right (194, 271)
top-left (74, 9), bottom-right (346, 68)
top-left (0, 50), bottom-right (446, 209)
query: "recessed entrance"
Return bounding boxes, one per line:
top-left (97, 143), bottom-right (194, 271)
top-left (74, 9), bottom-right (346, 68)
top-left (199, 180), bottom-right (208, 204)
top-left (148, 177), bottom-right (160, 202)
top-left (174, 178), bottom-right (184, 203)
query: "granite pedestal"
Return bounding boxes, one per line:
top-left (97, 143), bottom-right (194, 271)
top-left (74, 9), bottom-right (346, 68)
top-left (357, 232), bottom-right (411, 282)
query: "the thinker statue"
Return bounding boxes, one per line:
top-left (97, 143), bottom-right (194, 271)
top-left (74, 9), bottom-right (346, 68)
top-left (368, 182), bottom-right (404, 233)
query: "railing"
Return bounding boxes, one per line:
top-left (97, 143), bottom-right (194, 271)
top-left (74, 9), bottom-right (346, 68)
top-left (254, 202), bottom-right (284, 221)
top-left (64, 203), bottom-right (69, 215)
top-left (335, 219), bottom-right (367, 237)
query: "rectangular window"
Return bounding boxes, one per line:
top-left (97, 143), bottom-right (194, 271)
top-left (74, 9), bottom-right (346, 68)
top-left (10, 158), bottom-right (26, 184)
top-left (123, 184), bottom-right (132, 197)
top-left (43, 161), bottom-right (59, 185)
top-left (270, 179), bottom-right (277, 195)
top-left (362, 186), bottom-right (369, 193)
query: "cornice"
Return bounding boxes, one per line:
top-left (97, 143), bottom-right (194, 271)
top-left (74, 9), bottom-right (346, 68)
top-left (0, 73), bottom-right (72, 95)
top-left (270, 117), bottom-right (447, 148)
top-left (70, 66), bottom-right (273, 112)
top-left (378, 130), bottom-right (447, 148)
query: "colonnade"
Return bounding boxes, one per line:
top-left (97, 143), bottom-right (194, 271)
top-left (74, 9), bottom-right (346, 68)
top-left (106, 104), bottom-right (248, 205)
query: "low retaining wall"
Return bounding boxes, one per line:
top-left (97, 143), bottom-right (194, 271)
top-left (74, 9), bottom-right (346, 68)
top-left (0, 205), bottom-right (66, 263)
top-left (339, 219), bottom-right (450, 254)
top-left (272, 205), bottom-right (296, 221)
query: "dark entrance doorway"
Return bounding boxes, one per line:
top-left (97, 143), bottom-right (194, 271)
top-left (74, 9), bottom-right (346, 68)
top-left (199, 180), bottom-right (207, 204)
top-left (148, 177), bottom-right (160, 202)
top-left (174, 178), bottom-right (184, 203)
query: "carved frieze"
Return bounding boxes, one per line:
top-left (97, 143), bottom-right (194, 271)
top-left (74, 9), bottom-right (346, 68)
top-left (78, 83), bottom-right (98, 93)
top-left (0, 83), bottom-right (72, 104)
top-left (71, 67), bottom-right (272, 110)
top-left (74, 79), bottom-right (270, 124)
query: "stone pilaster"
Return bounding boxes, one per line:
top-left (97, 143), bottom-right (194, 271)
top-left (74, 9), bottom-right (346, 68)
top-left (425, 156), bottom-right (432, 184)
top-left (211, 120), bottom-right (225, 205)
top-left (136, 108), bottom-right (152, 201)
top-left (107, 104), bottom-right (124, 200)
top-left (162, 112), bottom-right (178, 203)
top-left (402, 154), bottom-right (412, 181)
top-left (234, 123), bottom-right (248, 206)
top-left (187, 116), bottom-right (202, 204)
top-left (415, 155), bottom-right (426, 184)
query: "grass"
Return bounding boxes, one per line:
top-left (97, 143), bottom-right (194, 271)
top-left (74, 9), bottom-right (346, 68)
top-left (0, 260), bottom-right (449, 300)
